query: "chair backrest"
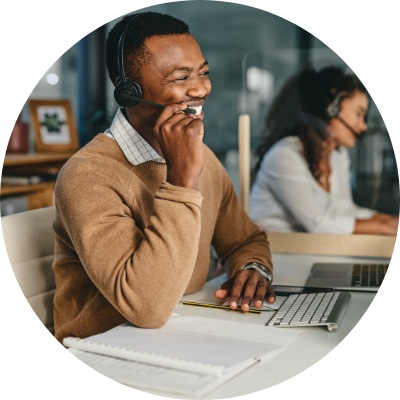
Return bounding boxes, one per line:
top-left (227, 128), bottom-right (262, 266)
top-left (1, 206), bottom-right (56, 333)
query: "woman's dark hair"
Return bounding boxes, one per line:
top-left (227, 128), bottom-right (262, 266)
top-left (254, 66), bottom-right (368, 182)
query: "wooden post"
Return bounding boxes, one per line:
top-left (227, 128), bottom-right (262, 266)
top-left (238, 114), bottom-right (250, 213)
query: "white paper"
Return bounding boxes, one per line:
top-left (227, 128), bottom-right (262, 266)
top-left (64, 318), bottom-right (282, 377)
top-left (69, 348), bottom-right (257, 399)
top-left (65, 314), bottom-right (300, 398)
top-left (164, 315), bottom-right (301, 348)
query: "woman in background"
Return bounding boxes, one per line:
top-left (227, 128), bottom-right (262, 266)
top-left (250, 66), bottom-right (398, 235)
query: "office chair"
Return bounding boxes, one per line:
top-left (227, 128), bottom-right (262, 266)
top-left (1, 206), bottom-right (56, 333)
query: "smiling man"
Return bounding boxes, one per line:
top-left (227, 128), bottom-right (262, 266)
top-left (52, 11), bottom-right (275, 342)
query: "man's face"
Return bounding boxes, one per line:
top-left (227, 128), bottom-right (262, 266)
top-left (137, 34), bottom-right (211, 120)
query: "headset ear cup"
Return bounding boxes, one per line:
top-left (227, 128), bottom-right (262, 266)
top-left (114, 80), bottom-right (143, 107)
top-left (326, 95), bottom-right (340, 118)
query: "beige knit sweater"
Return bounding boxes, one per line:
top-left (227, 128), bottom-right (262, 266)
top-left (52, 134), bottom-right (272, 342)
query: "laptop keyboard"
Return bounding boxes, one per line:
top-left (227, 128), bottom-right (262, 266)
top-left (351, 264), bottom-right (389, 287)
top-left (267, 291), bottom-right (351, 332)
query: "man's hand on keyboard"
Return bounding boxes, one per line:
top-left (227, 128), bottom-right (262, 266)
top-left (214, 269), bottom-right (276, 312)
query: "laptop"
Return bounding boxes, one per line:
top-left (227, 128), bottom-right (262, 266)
top-left (305, 262), bottom-right (390, 292)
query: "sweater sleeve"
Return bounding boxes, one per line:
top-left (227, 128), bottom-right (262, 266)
top-left (206, 152), bottom-right (273, 278)
top-left (54, 159), bottom-right (203, 329)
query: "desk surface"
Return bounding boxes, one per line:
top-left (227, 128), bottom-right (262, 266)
top-left (175, 252), bottom-right (381, 399)
top-left (62, 252), bottom-right (388, 399)
top-left (2, 249), bottom-right (396, 400)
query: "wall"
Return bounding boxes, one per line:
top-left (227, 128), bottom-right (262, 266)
top-left (23, 1), bottom-right (399, 214)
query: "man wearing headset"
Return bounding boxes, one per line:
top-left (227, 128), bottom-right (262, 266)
top-left (52, 11), bottom-right (275, 342)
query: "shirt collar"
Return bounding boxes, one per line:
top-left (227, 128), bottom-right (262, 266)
top-left (105, 108), bottom-right (165, 166)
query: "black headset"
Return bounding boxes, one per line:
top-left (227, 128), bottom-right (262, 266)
top-left (113, 15), bottom-right (147, 107)
top-left (113, 15), bottom-right (196, 114)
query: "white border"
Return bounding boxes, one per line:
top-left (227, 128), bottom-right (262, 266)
top-left (1, 1), bottom-right (398, 400)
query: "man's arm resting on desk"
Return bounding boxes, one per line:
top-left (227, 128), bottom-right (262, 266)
top-left (206, 154), bottom-right (275, 312)
top-left (54, 164), bottom-right (204, 335)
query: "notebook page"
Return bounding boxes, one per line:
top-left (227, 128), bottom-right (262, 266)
top-left (64, 321), bottom-right (281, 377)
top-left (69, 348), bottom-right (259, 399)
top-left (164, 315), bottom-right (302, 347)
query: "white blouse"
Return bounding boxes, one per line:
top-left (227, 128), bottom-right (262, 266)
top-left (249, 136), bottom-right (375, 234)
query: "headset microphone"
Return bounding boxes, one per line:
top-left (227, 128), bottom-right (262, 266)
top-left (336, 116), bottom-right (360, 137)
top-left (116, 90), bottom-right (196, 114)
top-left (327, 94), bottom-right (361, 138)
top-left (114, 16), bottom-right (196, 115)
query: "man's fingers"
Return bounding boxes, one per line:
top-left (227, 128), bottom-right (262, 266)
top-left (153, 103), bottom-right (191, 133)
top-left (239, 273), bottom-right (260, 311)
top-left (265, 283), bottom-right (276, 304)
top-left (228, 277), bottom-right (247, 309)
top-left (214, 270), bottom-right (275, 311)
top-left (253, 280), bottom-right (268, 308)
top-left (214, 278), bottom-right (243, 309)
top-left (213, 279), bottom-right (233, 300)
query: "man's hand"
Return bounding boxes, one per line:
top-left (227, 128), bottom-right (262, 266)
top-left (214, 269), bottom-right (275, 312)
top-left (153, 104), bottom-right (205, 190)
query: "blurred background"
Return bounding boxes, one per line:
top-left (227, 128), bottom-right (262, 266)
top-left (2, 0), bottom-right (398, 216)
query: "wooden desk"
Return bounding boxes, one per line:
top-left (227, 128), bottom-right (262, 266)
top-left (267, 230), bottom-right (396, 258)
top-left (1, 151), bottom-right (75, 212)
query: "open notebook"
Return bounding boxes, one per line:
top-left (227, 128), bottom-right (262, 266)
top-left (64, 314), bottom-right (300, 398)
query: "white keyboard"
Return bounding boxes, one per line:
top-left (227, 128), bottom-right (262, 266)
top-left (267, 291), bottom-right (351, 332)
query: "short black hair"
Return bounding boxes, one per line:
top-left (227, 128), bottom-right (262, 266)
top-left (106, 11), bottom-right (190, 85)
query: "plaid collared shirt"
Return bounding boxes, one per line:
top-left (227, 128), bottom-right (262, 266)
top-left (104, 108), bottom-right (165, 166)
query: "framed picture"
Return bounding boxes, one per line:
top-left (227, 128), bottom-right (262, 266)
top-left (29, 99), bottom-right (79, 152)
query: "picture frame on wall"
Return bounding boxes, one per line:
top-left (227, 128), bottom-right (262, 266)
top-left (29, 99), bottom-right (79, 152)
